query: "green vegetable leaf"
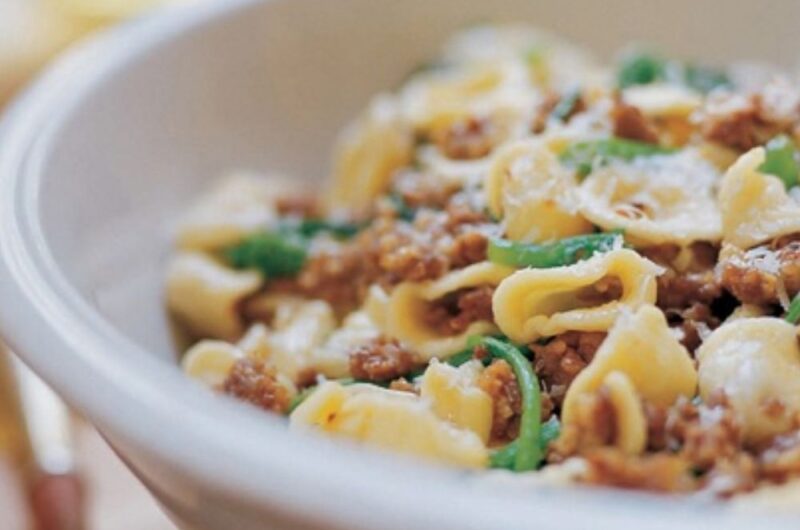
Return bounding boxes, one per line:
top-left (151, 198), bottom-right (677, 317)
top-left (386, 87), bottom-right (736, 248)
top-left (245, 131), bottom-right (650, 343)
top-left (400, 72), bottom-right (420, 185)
top-left (617, 52), bottom-right (667, 88)
top-left (488, 231), bottom-right (624, 269)
top-left (786, 293), bottom-right (800, 325)
top-left (293, 218), bottom-right (363, 239)
top-left (617, 51), bottom-right (730, 94)
top-left (760, 135), bottom-right (800, 190)
top-left (560, 138), bottom-right (677, 178)
top-left (225, 230), bottom-right (308, 278)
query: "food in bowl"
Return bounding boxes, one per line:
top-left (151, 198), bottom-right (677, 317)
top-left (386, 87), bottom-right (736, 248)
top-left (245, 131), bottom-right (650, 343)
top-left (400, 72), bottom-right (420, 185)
top-left (166, 25), bottom-right (800, 498)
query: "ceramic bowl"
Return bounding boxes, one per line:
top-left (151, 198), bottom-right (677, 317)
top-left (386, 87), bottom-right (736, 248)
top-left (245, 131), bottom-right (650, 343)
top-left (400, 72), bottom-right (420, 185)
top-left (1, 0), bottom-right (799, 528)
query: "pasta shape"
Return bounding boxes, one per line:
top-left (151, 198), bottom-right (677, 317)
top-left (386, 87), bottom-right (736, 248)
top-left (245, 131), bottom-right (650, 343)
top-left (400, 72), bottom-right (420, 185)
top-left (696, 317), bottom-right (800, 444)
top-left (718, 147), bottom-right (800, 249)
top-left (181, 340), bottom-right (243, 387)
top-left (368, 262), bottom-right (514, 359)
top-left (621, 84), bottom-right (701, 117)
top-left (569, 371), bottom-right (647, 454)
top-left (328, 96), bottom-right (413, 213)
top-left (485, 138), bottom-right (593, 242)
top-left (309, 310), bottom-right (383, 379)
top-left (166, 251), bottom-right (261, 341)
top-left (492, 249), bottom-right (661, 342)
top-left (400, 61), bottom-right (534, 132)
top-left (563, 305), bottom-right (697, 427)
top-left (181, 326), bottom-right (297, 398)
top-left (259, 299), bottom-right (339, 382)
top-left (578, 149), bottom-right (723, 245)
top-left (420, 360), bottom-right (493, 444)
top-left (175, 173), bottom-right (279, 251)
top-left (289, 381), bottom-right (488, 468)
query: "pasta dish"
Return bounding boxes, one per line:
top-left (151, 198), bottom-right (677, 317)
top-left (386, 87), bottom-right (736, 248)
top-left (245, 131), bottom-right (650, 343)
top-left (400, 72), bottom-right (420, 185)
top-left (166, 26), bottom-right (800, 499)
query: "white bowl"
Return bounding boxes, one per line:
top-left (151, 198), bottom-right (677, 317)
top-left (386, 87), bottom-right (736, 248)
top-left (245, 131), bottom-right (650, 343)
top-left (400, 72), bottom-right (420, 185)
top-left (1, 1), bottom-right (799, 528)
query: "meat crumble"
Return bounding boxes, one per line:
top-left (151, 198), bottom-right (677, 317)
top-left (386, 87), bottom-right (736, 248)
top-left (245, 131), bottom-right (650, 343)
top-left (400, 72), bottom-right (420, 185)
top-left (349, 337), bottom-right (417, 382)
top-left (425, 285), bottom-right (495, 336)
top-left (529, 331), bottom-right (606, 408)
top-left (222, 359), bottom-right (292, 414)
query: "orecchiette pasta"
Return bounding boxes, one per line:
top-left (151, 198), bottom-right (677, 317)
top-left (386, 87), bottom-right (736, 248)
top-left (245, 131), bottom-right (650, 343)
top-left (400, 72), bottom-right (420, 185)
top-left (400, 61), bottom-right (535, 133)
top-left (696, 318), bottom-right (800, 444)
top-left (290, 380), bottom-right (489, 468)
top-left (569, 371), bottom-right (647, 455)
top-left (181, 340), bottom-right (243, 387)
top-left (368, 262), bottom-right (514, 359)
top-left (492, 249), bottom-right (662, 342)
top-left (485, 138), bottom-right (593, 242)
top-left (718, 147), bottom-right (800, 249)
top-left (328, 95), bottom-right (413, 212)
top-left (175, 174), bottom-right (280, 251)
top-left (562, 305), bottom-right (697, 427)
top-left (166, 251), bottom-right (261, 341)
top-left (420, 360), bottom-right (493, 443)
top-left (578, 149), bottom-right (723, 245)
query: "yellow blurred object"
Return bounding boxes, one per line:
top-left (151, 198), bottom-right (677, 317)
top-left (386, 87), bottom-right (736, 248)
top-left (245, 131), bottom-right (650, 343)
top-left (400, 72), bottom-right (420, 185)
top-left (53, 0), bottom-right (184, 22)
top-left (0, 0), bottom-right (190, 106)
top-left (0, 1), bottom-right (89, 104)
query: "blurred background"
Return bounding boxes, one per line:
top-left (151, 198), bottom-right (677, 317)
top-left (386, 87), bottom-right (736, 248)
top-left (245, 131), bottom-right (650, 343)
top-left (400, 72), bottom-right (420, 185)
top-left (1, 2), bottom-right (186, 528)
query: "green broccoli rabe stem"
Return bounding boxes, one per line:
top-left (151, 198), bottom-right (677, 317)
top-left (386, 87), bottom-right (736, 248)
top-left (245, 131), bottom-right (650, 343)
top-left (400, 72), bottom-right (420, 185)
top-left (786, 294), bottom-right (800, 325)
top-left (489, 416), bottom-right (561, 469)
top-left (293, 218), bottom-right (364, 239)
top-left (760, 135), bottom-right (800, 190)
top-left (488, 231), bottom-right (623, 269)
top-left (550, 89), bottom-right (581, 122)
top-left (480, 337), bottom-right (542, 471)
top-left (559, 138), bottom-right (677, 178)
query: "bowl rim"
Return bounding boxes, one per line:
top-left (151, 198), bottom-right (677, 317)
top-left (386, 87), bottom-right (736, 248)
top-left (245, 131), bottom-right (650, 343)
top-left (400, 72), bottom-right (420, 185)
top-left (0, 1), bottom-right (795, 528)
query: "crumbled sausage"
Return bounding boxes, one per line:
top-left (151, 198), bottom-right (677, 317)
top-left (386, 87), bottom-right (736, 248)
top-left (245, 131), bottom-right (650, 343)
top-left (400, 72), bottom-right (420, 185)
top-left (665, 397), bottom-right (742, 473)
top-left (720, 236), bottom-right (800, 306)
top-left (392, 170), bottom-right (460, 210)
top-left (431, 116), bottom-right (497, 160)
top-left (613, 98), bottom-right (659, 144)
top-left (477, 359), bottom-right (522, 443)
top-left (262, 199), bottom-right (493, 315)
top-left (222, 359), bottom-right (292, 413)
top-left (529, 331), bottom-right (606, 408)
top-left (425, 286), bottom-right (495, 336)
top-left (582, 449), bottom-right (695, 493)
top-left (275, 194), bottom-right (322, 217)
top-left (349, 337), bottom-right (417, 382)
top-left (699, 80), bottom-right (800, 151)
top-left (449, 231), bottom-right (489, 268)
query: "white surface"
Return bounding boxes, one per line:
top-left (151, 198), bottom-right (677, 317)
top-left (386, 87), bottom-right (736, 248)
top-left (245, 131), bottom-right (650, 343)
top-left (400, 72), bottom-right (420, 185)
top-left (1, 0), bottom-right (800, 529)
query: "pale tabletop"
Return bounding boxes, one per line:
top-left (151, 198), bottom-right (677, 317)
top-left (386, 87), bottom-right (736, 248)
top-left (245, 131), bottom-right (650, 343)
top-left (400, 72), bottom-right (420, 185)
top-left (0, 424), bottom-right (176, 530)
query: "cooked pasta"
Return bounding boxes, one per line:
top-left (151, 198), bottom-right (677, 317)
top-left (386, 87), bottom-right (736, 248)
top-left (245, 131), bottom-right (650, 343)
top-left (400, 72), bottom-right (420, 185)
top-left (167, 25), bottom-right (800, 499)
